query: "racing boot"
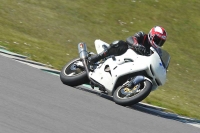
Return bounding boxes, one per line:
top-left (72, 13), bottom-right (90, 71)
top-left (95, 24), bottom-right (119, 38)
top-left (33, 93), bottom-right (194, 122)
top-left (88, 49), bottom-right (109, 63)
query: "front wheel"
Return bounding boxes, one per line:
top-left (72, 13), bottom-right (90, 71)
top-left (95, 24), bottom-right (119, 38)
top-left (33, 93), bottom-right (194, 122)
top-left (60, 58), bottom-right (88, 86)
top-left (113, 80), bottom-right (152, 106)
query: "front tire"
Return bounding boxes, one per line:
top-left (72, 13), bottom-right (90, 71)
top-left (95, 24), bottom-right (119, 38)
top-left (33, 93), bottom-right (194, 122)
top-left (113, 80), bottom-right (152, 106)
top-left (60, 58), bottom-right (88, 86)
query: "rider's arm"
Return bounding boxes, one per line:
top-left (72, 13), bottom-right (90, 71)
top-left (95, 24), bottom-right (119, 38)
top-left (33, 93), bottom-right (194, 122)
top-left (133, 31), bottom-right (145, 45)
top-left (126, 31), bottom-right (147, 55)
top-left (126, 31), bottom-right (145, 46)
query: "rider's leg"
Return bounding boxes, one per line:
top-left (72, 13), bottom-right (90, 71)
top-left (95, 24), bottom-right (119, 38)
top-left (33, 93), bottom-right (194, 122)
top-left (88, 48), bottom-right (110, 63)
top-left (88, 40), bottom-right (128, 63)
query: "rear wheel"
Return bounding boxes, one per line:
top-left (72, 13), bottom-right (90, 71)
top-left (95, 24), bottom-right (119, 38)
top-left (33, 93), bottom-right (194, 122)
top-left (113, 80), bottom-right (152, 106)
top-left (60, 58), bottom-right (88, 86)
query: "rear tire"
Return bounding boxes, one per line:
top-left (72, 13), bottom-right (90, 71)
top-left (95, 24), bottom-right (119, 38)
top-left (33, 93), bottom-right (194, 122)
top-left (113, 80), bottom-right (152, 106)
top-left (60, 58), bottom-right (88, 86)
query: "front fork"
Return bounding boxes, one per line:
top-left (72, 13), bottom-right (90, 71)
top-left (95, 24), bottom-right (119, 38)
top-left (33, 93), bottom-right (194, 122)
top-left (119, 76), bottom-right (148, 97)
top-left (127, 76), bottom-right (145, 88)
top-left (123, 75), bottom-right (151, 90)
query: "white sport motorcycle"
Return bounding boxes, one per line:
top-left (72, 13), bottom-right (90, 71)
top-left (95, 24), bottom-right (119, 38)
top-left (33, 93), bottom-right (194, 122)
top-left (60, 39), bottom-right (170, 106)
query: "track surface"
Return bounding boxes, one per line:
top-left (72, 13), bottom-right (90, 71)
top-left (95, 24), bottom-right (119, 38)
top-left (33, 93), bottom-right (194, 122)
top-left (0, 55), bottom-right (199, 133)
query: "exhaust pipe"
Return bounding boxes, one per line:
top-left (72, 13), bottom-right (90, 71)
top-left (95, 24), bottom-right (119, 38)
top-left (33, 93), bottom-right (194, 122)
top-left (78, 42), bottom-right (105, 89)
top-left (78, 42), bottom-right (88, 59)
top-left (78, 42), bottom-right (90, 76)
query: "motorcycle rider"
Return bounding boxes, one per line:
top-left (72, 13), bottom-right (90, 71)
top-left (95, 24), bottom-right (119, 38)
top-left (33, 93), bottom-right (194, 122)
top-left (88, 26), bottom-right (167, 63)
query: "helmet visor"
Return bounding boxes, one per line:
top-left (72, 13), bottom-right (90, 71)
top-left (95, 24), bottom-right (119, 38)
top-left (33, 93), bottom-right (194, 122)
top-left (153, 35), bottom-right (165, 47)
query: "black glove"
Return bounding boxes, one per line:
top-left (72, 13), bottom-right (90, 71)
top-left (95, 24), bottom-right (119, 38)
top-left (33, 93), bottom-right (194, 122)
top-left (134, 44), bottom-right (146, 55)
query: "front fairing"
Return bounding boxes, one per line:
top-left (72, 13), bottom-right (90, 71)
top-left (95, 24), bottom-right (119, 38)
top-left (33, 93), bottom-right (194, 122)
top-left (148, 47), bottom-right (170, 86)
top-left (152, 47), bottom-right (170, 70)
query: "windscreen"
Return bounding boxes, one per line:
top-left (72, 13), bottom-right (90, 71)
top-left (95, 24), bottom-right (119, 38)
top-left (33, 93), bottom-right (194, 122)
top-left (160, 49), bottom-right (170, 70)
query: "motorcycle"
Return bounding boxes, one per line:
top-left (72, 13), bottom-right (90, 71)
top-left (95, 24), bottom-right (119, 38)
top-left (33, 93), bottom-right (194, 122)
top-left (60, 39), bottom-right (170, 106)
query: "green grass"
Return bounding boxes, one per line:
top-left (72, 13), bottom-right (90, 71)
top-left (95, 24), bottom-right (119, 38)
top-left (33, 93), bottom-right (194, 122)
top-left (0, 0), bottom-right (200, 119)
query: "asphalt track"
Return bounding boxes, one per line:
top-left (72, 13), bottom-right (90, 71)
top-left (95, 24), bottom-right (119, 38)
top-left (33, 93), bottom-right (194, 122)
top-left (0, 55), bottom-right (199, 133)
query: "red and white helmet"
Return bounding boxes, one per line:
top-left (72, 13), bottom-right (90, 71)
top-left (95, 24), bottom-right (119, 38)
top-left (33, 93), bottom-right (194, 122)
top-left (148, 26), bottom-right (167, 48)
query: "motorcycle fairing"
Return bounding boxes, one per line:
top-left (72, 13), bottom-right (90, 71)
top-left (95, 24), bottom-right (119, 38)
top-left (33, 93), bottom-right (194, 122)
top-left (89, 49), bottom-right (151, 94)
top-left (90, 40), bottom-right (167, 95)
